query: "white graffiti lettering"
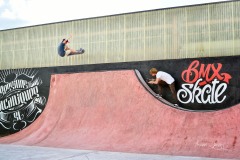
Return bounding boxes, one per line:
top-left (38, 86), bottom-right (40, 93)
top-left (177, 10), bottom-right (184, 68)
top-left (0, 86), bottom-right (39, 111)
top-left (177, 78), bottom-right (227, 104)
top-left (0, 80), bottom-right (28, 95)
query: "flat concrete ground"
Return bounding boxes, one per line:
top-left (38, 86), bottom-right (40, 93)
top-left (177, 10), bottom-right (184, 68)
top-left (0, 144), bottom-right (233, 160)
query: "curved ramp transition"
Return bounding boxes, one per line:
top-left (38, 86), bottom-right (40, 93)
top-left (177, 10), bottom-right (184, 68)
top-left (0, 70), bottom-right (239, 159)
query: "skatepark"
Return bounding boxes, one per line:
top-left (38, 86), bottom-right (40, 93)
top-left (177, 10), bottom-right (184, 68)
top-left (0, 1), bottom-right (240, 160)
top-left (0, 70), bottom-right (239, 159)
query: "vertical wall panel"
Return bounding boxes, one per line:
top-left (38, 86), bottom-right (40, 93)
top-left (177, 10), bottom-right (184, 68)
top-left (41, 24), bottom-right (58, 67)
top-left (145, 10), bottom-right (165, 60)
top-left (233, 1), bottom-right (240, 55)
top-left (125, 13), bottom-right (145, 62)
top-left (1, 31), bottom-right (14, 69)
top-left (14, 28), bottom-right (28, 68)
top-left (2, 31), bottom-right (14, 52)
top-left (165, 8), bottom-right (187, 59)
top-left (88, 18), bottom-right (107, 64)
top-left (186, 5), bottom-right (209, 58)
top-left (72, 20), bottom-right (89, 65)
top-left (209, 3), bottom-right (234, 56)
top-left (106, 16), bottom-right (125, 62)
top-left (1, 51), bottom-right (14, 69)
top-left (0, 32), bottom-right (2, 68)
top-left (27, 26), bottom-right (43, 67)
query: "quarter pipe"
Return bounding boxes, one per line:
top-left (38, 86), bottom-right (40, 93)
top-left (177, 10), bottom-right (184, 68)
top-left (0, 70), bottom-right (239, 159)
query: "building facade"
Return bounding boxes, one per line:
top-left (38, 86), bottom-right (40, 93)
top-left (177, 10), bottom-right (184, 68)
top-left (0, 1), bottom-right (239, 69)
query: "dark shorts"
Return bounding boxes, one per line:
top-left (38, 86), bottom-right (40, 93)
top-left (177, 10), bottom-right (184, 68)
top-left (58, 51), bottom-right (65, 57)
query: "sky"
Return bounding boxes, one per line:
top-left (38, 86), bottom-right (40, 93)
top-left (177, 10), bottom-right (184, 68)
top-left (0, 0), bottom-right (230, 30)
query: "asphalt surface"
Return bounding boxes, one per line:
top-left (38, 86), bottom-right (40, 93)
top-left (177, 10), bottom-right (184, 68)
top-left (0, 144), bottom-right (234, 160)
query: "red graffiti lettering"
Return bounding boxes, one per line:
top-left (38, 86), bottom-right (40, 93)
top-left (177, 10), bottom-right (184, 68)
top-left (182, 60), bottom-right (231, 86)
top-left (181, 60), bottom-right (199, 84)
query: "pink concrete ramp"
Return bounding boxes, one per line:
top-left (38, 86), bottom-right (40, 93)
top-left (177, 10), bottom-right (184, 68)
top-left (0, 70), bottom-right (239, 159)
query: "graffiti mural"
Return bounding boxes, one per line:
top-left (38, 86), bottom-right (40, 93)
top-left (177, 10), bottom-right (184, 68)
top-left (0, 69), bottom-right (46, 131)
top-left (177, 60), bottom-right (232, 104)
top-left (0, 55), bottom-right (238, 134)
top-left (127, 56), bottom-right (240, 111)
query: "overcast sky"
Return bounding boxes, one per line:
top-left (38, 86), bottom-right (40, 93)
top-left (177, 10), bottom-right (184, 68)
top-left (0, 0), bottom-right (230, 30)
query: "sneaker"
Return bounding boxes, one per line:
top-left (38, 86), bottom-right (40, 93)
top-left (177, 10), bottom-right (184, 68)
top-left (173, 104), bottom-right (179, 107)
top-left (77, 48), bottom-right (85, 54)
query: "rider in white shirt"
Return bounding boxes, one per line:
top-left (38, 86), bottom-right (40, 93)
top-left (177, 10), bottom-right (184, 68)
top-left (148, 68), bottom-right (177, 101)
